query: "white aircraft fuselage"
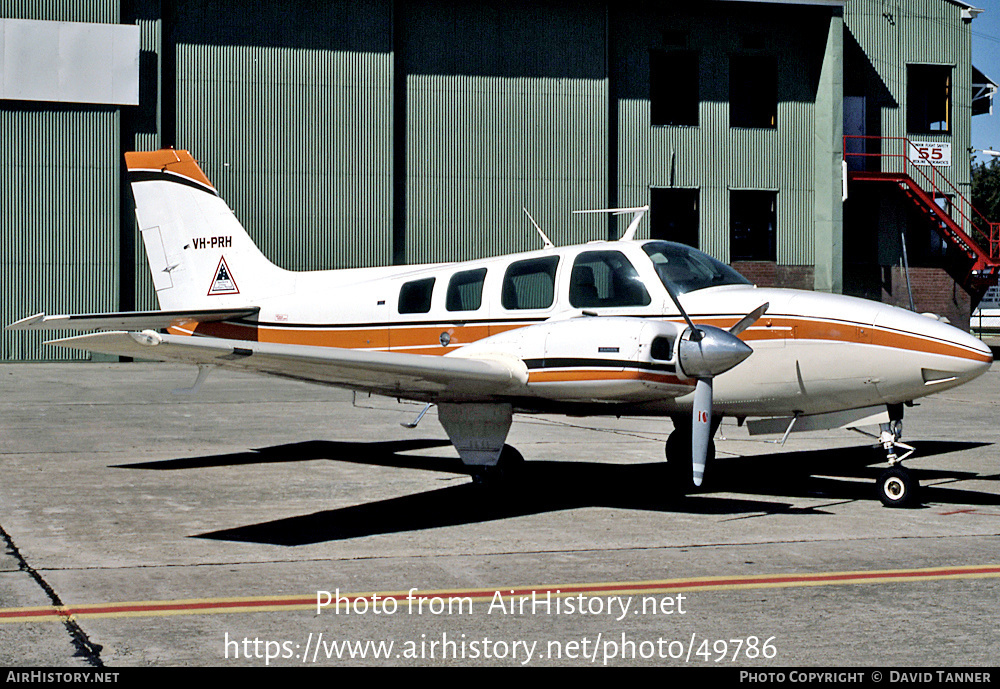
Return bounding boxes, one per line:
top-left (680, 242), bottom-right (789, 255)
top-left (169, 239), bottom-right (991, 418)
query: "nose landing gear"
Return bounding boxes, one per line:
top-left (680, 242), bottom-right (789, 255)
top-left (875, 404), bottom-right (919, 508)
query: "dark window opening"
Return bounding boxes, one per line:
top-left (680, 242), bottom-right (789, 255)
top-left (650, 335), bottom-right (675, 361)
top-left (907, 64), bottom-right (951, 134)
top-left (569, 251), bottom-right (651, 309)
top-left (742, 33), bottom-right (766, 51)
top-left (398, 277), bottom-right (435, 314)
top-left (661, 30), bottom-right (687, 48)
top-left (502, 257), bottom-right (559, 310)
top-left (650, 50), bottom-right (699, 127)
top-left (446, 268), bottom-right (487, 312)
top-left (651, 188), bottom-right (699, 248)
top-left (730, 55), bottom-right (776, 128)
top-left (730, 191), bottom-right (777, 261)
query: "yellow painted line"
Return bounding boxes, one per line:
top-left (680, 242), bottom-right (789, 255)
top-left (4, 563), bottom-right (999, 623)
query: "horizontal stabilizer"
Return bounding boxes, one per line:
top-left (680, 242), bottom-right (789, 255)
top-left (6, 308), bottom-right (260, 332)
top-left (45, 331), bottom-right (528, 402)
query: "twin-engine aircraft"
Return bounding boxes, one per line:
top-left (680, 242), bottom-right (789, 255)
top-left (8, 149), bottom-right (993, 508)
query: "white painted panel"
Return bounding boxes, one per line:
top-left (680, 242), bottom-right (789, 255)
top-left (0, 19), bottom-right (138, 105)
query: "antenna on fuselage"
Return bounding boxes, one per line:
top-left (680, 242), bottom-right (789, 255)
top-left (523, 207), bottom-right (554, 249)
top-left (572, 205), bottom-right (650, 241)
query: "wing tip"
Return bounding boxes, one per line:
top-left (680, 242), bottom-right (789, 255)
top-left (5, 313), bottom-right (47, 331)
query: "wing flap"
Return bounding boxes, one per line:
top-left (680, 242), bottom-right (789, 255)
top-left (45, 331), bottom-right (528, 401)
top-left (6, 308), bottom-right (260, 332)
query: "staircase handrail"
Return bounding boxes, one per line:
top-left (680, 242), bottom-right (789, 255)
top-left (844, 135), bottom-right (1000, 260)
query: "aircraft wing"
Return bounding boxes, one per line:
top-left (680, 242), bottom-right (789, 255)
top-left (44, 331), bottom-right (528, 401)
top-left (6, 308), bottom-right (260, 332)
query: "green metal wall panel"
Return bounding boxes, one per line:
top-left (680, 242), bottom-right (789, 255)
top-left (844, 0), bottom-right (972, 191)
top-left (0, 0), bottom-right (118, 22)
top-left (131, 1), bottom-right (164, 312)
top-left (0, 106), bottom-right (120, 361)
top-left (404, 74), bottom-right (608, 263)
top-left (613, 4), bottom-right (835, 265)
top-left (171, 0), bottom-right (393, 273)
top-left (1, 1), bottom-right (122, 361)
top-left (400, 0), bottom-right (609, 263)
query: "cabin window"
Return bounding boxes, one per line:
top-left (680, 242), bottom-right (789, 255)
top-left (569, 251), bottom-right (651, 308)
top-left (650, 50), bottom-right (699, 127)
top-left (642, 241), bottom-right (750, 295)
top-left (730, 55), bottom-right (777, 129)
top-left (907, 64), bottom-right (951, 134)
top-left (730, 190), bottom-right (777, 262)
top-left (446, 268), bottom-right (486, 312)
top-left (501, 257), bottom-right (559, 310)
top-left (398, 277), bottom-right (435, 314)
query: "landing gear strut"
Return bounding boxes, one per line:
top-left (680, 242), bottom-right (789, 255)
top-left (875, 403), bottom-right (919, 508)
top-left (470, 445), bottom-right (525, 488)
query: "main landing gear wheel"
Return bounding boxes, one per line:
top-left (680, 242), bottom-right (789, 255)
top-left (471, 445), bottom-right (525, 488)
top-left (877, 466), bottom-right (919, 508)
top-left (664, 431), bottom-right (714, 491)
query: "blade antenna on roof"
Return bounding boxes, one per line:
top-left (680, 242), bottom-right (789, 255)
top-left (523, 207), bottom-right (554, 249)
top-left (572, 205), bottom-right (650, 241)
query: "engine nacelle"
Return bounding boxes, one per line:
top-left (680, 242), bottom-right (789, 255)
top-left (451, 316), bottom-right (688, 402)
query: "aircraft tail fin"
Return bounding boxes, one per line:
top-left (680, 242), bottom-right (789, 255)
top-left (125, 149), bottom-right (291, 311)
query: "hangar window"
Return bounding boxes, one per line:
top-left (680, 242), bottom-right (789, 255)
top-left (730, 191), bottom-right (777, 261)
top-left (502, 257), bottom-right (559, 310)
top-left (446, 268), bottom-right (487, 312)
top-left (569, 251), bottom-right (651, 309)
top-left (730, 55), bottom-right (777, 128)
top-left (907, 64), bottom-right (951, 134)
top-left (651, 188), bottom-right (699, 248)
top-left (650, 50), bottom-right (699, 126)
top-left (398, 277), bottom-right (435, 314)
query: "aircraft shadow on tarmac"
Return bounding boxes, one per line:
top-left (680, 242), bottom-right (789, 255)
top-left (115, 438), bottom-right (1000, 546)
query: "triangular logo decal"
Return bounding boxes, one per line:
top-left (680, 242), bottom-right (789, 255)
top-left (207, 256), bottom-right (240, 295)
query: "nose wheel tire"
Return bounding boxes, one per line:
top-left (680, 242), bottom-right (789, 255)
top-left (877, 466), bottom-right (919, 508)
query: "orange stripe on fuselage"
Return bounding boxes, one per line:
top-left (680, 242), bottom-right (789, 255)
top-left (181, 320), bottom-right (531, 353)
top-left (171, 314), bottom-right (989, 364)
top-left (675, 316), bottom-right (990, 364)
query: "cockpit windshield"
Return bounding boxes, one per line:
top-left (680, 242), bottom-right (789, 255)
top-left (641, 241), bottom-right (751, 295)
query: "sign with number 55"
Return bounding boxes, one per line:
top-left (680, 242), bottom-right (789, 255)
top-left (908, 141), bottom-right (951, 167)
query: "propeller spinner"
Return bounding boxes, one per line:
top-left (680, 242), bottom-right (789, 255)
top-left (667, 286), bottom-right (768, 486)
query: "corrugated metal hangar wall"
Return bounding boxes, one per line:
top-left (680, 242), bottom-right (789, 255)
top-left (5, 0), bottom-right (975, 361)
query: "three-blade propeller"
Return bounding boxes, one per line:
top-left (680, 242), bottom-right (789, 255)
top-left (666, 284), bottom-right (768, 486)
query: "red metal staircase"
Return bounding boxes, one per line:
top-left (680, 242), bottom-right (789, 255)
top-left (844, 135), bottom-right (1000, 296)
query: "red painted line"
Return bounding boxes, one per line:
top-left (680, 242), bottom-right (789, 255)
top-left (4, 565), bottom-right (999, 623)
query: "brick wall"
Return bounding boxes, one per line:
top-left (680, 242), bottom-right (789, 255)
top-left (879, 266), bottom-right (971, 330)
top-left (731, 261), bottom-right (972, 330)
top-left (730, 262), bottom-right (815, 291)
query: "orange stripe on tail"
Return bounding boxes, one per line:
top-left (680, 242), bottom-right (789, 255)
top-left (125, 149), bottom-right (215, 191)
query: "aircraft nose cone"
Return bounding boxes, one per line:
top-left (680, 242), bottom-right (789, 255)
top-left (955, 328), bottom-right (993, 379)
top-left (876, 306), bottom-right (993, 385)
top-left (678, 325), bottom-right (753, 378)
